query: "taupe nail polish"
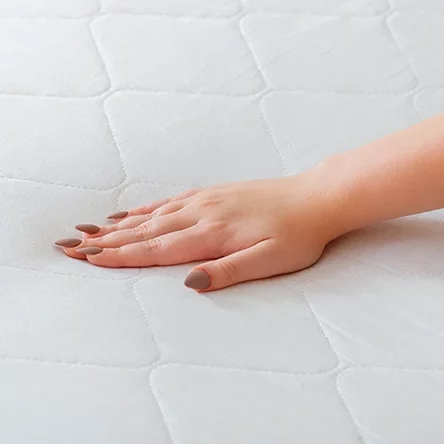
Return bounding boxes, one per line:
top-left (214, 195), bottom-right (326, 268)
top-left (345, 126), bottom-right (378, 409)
top-left (75, 224), bottom-right (100, 235)
top-left (76, 247), bottom-right (103, 255)
top-left (54, 238), bottom-right (82, 248)
top-left (184, 270), bottom-right (211, 290)
top-left (107, 211), bottom-right (129, 220)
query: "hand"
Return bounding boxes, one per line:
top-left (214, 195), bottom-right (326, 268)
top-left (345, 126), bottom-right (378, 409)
top-left (55, 173), bottom-right (341, 292)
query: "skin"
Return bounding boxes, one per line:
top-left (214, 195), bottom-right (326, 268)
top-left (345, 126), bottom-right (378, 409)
top-left (57, 113), bottom-right (444, 292)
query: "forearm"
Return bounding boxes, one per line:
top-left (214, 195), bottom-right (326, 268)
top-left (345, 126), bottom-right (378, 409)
top-left (319, 113), bottom-right (444, 237)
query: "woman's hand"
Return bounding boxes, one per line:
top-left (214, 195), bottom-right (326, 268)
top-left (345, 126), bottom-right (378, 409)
top-left (55, 172), bottom-right (342, 292)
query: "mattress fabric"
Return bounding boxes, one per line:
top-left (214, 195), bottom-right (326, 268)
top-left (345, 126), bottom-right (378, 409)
top-left (1, 0), bottom-right (444, 443)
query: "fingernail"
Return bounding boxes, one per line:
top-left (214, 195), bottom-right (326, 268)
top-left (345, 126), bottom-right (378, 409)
top-left (75, 224), bottom-right (100, 235)
top-left (54, 238), bottom-right (82, 248)
top-left (184, 270), bottom-right (211, 290)
top-left (76, 247), bottom-right (103, 255)
top-left (107, 211), bottom-right (128, 220)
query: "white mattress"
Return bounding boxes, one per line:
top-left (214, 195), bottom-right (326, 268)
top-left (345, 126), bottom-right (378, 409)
top-left (1, 0), bottom-right (444, 443)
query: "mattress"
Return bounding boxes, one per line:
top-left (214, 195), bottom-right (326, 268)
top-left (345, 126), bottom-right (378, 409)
top-left (1, 0), bottom-right (444, 443)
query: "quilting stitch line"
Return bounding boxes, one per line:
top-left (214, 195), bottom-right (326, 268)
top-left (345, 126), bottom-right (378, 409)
top-left (0, 263), bottom-right (141, 282)
top-left (385, 12), bottom-right (421, 91)
top-left (154, 360), bottom-right (342, 377)
top-left (0, 355), bottom-right (158, 371)
top-left (131, 281), bottom-right (162, 365)
top-left (258, 98), bottom-right (289, 176)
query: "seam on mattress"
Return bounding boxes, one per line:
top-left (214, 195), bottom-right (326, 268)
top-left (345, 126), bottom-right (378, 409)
top-left (101, 99), bottom-right (130, 187)
top-left (335, 367), bottom-right (444, 444)
top-left (96, 7), bottom-right (244, 20)
top-left (0, 17), bottom-right (111, 99)
top-left (241, 6), bottom-right (390, 18)
top-left (412, 90), bottom-right (438, 122)
top-left (156, 360), bottom-right (342, 377)
top-left (309, 314), bottom-right (407, 363)
top-left (136, 278), bottom-right (340, 375)
top-left (0, 166), bottom-right (125, 193)
top-left (0, 13), bottom-right (101, 20)
top-left (0, 89), bottom-right (111, 100)
top-left (147, 375), bottom-right (176, 444)
top-left (385, 12), bottom-right (421, 91)
top-left (107, 85), bottom-right (267, 98)
top-left (89, 15), bottom-right (267, 98)
top-left (0, 86), bottom-right (418, 101)
top-left (0, 8), bottom-right (101, 20)
top-left (119, 181), bottom-right (188, 191)
top-left (334, 371), bottom-right (369, 444)
top-left (0, 175), bottom-right (189, 193)
top-left (258, 97), bottom-right (288, 175)
top-left (342, 366), bottom-right (444, 373)
top-left (131, 281), bottom-right (162, 365)
top-left (236, 15), bottom-right (269, 92)
top-left (92, 82), bottom-right (268, 100)
top-left (0, 263), bottom-right (141, 281)
top-left (267, 87), bottom-right (419, 97)
top-left (413, 93), bottom-right (425, 120)
top-left (147, 363), bottom-right (356, 443)
top-left (86, 19), bottom-right (113, 97)
top-left (238, 15), bottom-right (276, 93)
top-left (0, 355), bottom-right (158, 371)
top-left (301, 287), bottom-right (341, 368)
top-left (208, 20), bottom-right (268, 96)
top-left (240, 13), bottom-right (420, 96)
top-left (0, 357), bottom-right (342, 377)
top-left (106, 88), bottom-right (268, 100)
top-left (0, 174), bottom-right (251, 195)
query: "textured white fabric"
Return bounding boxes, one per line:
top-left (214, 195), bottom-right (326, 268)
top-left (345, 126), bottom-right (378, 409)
top-left (1, 0), bottom-right (444, 443)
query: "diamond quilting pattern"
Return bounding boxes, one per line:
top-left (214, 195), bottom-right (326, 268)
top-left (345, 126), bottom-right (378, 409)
top-left (0, 0), bottom-right (443, 443)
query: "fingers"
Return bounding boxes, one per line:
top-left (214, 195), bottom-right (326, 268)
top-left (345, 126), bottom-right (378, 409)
top-left (62, 213), bottom-right (195, 261)
top-left (83, 214), bottom-right (195, 249)
top-left (83, 225), bottom-right (207, 268)
top-left (79, 215), bottom-right (150, 239)
top-left (79, 200), bottom-right (188, 240)
top-left (122, 198), bottom-right (172, 218)
top-left (184, 240), bottom-right (283, 292)
top-left (110, 188), bottom-right (202, 219)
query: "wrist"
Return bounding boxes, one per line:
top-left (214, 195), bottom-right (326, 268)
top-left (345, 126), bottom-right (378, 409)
top-left (309, 153), bottom-right (371, 240)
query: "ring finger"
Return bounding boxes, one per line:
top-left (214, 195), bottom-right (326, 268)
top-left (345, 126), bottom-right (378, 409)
top-left (65, 213), bottom-right (195, 257)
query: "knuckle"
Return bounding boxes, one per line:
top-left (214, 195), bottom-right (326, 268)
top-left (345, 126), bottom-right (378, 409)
top-left (192, 194), bottom-right (222, 212)
top-left (149, 208), bottom-right (161, 219)
top-left (132, 223), bottom-right (151, 241)
top-left (218, 258), bottom-right (238, 282)
top-left (200, 198), bottom-right (219, 209)
top-left (142, 237), bottom-right (163, 252)
top-left (91, 237), bottom-right (104, 247)
top-left (197, 220), bottom-right (231, 254)
top-left (158, 201), bottom-right (182, 216)
top-left (202, 219), bottom-right (229, 238)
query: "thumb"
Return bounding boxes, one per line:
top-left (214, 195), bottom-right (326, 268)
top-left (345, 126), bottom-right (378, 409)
top-left (184, 240), bottom-right (280, 292)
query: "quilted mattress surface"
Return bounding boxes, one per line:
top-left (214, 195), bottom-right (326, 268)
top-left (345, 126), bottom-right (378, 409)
top-left (1, 0), bottom-right (444, 443)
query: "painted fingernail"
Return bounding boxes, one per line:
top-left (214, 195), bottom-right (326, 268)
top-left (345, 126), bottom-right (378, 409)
top-left (76, 247), bottom-right (103, 255)
top-left (107, 211), bottom-right (129, 220)
top-left (184, 270), bottom-right (211, 290)
top-left (75, 224), bottom-right (100, 235)
top-left (54, 238), bottom-right (82, 248)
